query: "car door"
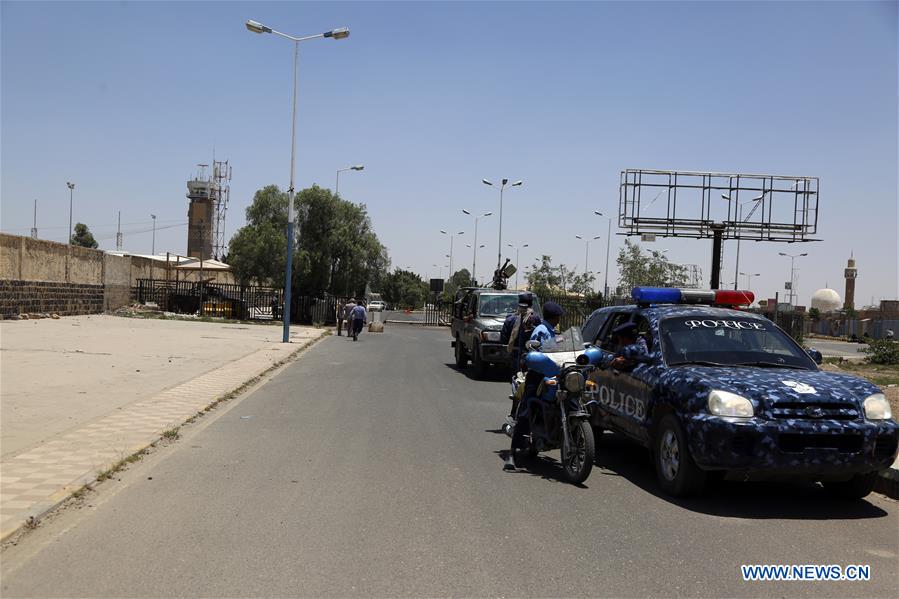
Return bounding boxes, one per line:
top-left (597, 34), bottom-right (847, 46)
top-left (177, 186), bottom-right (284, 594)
top-left (589, 310), bottom-right (634, 435)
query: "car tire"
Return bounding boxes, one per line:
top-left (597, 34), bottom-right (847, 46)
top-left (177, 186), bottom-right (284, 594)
top-left (823, 472), bottom-right (878, 500)
top-left (654, 413), bottom-right (706, 497)
top-left (454, 336), bottom-right (468, 369)
top-left (470, 341), bottom-right (487, 378)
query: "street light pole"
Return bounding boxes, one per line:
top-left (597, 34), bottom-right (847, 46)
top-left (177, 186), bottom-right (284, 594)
top-left (440, 230), bottom-right (464, 278)
top-left (150, 214), bottom-right (157, 254)
top-left (462, 209), bottom-right (491, 286)
top-left (335, 164), bottom-right (364, 196)
top-left (739, 271), bottom-right (760, 290)
top-left (593, 211), bottom-right (611, 298)
top-left (575, 235), bottom-right (601, 292)
top-left (482, 178), bottom-right (522, 269)
top-left (778, 252), bottom-right (808, 306)
top-left (246, 20), bottom-right (349, 343)
top-left (722, 193), bottom-right (764, 291)
top-left (66, 182), bottom-right (75, 244)
top-left (507, 242), bottom-right (528, 289)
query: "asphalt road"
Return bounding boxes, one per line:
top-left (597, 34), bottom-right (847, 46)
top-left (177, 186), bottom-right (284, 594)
top-left (805, 338), bottom-right (869, 360)
top-left (2, 327), bottom-right (897, 597)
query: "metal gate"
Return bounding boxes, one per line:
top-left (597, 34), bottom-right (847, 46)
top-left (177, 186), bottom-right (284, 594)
top-left (135, 279), bottom-right (283, 321)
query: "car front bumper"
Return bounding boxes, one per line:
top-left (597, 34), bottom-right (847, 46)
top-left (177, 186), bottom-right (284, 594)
top-left (683, 413), bottom-right (899, 477)
top-left (480, 342), bottom-right (510, 365)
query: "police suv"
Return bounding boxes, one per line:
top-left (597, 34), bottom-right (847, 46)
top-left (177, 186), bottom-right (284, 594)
top-left (581, 287), bottom-right (898, 498)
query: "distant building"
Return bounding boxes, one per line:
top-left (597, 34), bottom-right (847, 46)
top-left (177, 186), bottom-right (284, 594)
top-left (843, 255), bottom-right (857, 310)
top-left (811, 288), bottom-right (841, 313)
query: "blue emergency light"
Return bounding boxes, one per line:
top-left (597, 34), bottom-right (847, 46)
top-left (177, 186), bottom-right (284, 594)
top-left (631, 287), bottom-right (754, 307)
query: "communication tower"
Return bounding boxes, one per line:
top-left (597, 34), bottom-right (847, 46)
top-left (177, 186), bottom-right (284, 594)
top-left (186, 159), bottom-right (231, 260)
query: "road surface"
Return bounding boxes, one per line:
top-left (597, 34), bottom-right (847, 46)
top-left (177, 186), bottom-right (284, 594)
top-left (2, 327), bottom-right (897, 597)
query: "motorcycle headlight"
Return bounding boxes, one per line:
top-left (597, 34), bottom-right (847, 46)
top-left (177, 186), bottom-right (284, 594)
top-left (863, 393), bottom-right (892, 420)
top-left (564, 371), bottom-right (585, 393)
top-left (708, 390), bottom-right (754, 418)
top-left (482, 331), bottom-right (501, 342)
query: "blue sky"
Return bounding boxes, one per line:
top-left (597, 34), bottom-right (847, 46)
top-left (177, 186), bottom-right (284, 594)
top-left (2, 1), bottom-right (897, 306)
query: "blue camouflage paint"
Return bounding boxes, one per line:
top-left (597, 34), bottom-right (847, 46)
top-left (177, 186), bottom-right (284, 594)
top-left (585, 304), bottom-right (899, 476)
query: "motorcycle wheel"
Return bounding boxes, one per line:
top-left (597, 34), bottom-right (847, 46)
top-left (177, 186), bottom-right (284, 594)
top-left (562, 420), bottom-right (595, 484)
top-left (454, 336), bottom-right (468, 369)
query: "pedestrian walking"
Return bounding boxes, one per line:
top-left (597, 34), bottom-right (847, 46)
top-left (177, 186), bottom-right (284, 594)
top-left (350, 300), bottom-right (367, 341)
top-left (338, 297), bottom-right (356, 337)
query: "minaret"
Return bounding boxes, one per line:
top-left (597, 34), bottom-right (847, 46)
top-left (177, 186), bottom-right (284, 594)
top-left (843, 254), bottom-right (857, 310)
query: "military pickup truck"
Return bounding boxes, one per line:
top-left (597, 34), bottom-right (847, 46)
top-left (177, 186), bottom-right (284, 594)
top-left (451, 287), bottom-right (534, 377)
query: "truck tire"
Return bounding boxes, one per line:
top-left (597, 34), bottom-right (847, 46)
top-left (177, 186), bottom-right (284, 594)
top-left (823, 472), bottom-right (878, 500)
top-left (653, 413), bottom-right (706, 497)
top-left (470, 341), bottom-right (487, 378)
top-left (454, 336), bottom-right (468, 369)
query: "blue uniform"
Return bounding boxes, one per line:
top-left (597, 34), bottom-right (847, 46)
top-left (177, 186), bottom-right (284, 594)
top-left (530, 321), bottom-right (557, 345)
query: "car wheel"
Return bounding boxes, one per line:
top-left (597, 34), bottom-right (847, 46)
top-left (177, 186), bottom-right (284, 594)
top-left (470, 341), bottom-right (487, 378)
top-left (654, 413), bottom-right (706, 497)
top-left (823, 472), bottom-right (878, 500)
top-left (454, 336), bottom-right (468, 369)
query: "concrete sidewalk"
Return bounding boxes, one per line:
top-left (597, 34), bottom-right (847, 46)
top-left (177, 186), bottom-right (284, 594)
top-left (0, 314), bottom-right (326, 540)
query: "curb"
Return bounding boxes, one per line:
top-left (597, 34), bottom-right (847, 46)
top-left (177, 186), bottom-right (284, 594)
top-left (0, 332), bottom-right (328, 543)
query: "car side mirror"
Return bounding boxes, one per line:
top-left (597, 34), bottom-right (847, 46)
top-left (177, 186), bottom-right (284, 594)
top-left (806, 348), bottom-right (823, 365)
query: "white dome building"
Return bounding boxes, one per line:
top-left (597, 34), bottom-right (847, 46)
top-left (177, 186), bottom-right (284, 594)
top-left (811, 288), bottom-right (842, 312)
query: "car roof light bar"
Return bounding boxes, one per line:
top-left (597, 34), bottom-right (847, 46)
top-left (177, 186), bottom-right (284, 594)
top-left (632, 287), bottom-right (754, 307)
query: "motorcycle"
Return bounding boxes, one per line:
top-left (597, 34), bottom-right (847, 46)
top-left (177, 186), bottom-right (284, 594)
top-left (504, 327), bottom-right (601, 484)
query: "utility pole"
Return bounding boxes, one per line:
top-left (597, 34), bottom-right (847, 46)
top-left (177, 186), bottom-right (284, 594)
top-left (31, 199), bottom-right (38, 239)
top-left (116, 211), bottom-right (123, 250)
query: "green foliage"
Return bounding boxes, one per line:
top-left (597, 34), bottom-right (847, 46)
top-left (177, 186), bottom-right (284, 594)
top-left (863, 339), bottom-right (899, 365)
top-left (381, 269), bottom-right (428, 309)
top-left (526, 255), bottom-right (599, 297)
top-left (615, 239), bottom-right (687, 294)
top-left (227, 185), bottom-right (389, 296)
top-left (808, 307), bottom-right (821, 321)
top-left (70, 223), bottom-right (98, 249)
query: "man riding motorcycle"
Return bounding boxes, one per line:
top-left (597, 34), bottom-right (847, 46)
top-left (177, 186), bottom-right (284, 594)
top-left (504, 301), bottom-right (565, 471)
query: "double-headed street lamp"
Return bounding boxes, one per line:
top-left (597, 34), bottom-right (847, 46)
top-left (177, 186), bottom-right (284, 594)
top-left (778, 252), bottom-right (808, 306)
top-left (336, 164), bottom-right (364, 196)
top-left (66, 182), bottom-right (75, 244)
top-left (150, 214), bottom-right (157, 254)
top-left (574, 235), bottom-right (601, 275)
top-left (462, 209), bottom-right (491, 285)
top-left (507, 242), bottom-right (528, 289)
top-left (721, 193), bottom-right (764, 291)
top-left (593, 211), bottom-right (612, 298)
top-left (740, 271), bottom-right (760, 291)
top-left (440, 229), bottom-right (464, 278)
top-left (482, 178), bottom-right (522, 269)
top-left (246, 19), bottom-right (349, 343)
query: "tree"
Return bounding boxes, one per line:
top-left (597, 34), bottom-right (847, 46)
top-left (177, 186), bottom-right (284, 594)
top-left (527, 255), bottom-right (562, 297)
top-left (615, 239), bottom-right (687, 294)
top-left (381, 269), bottom-right (428, 309)
top-left (568, 271), bottom-right (598, 297)
top-left (808, 307), bottom-right (821, 321)
top-left (227, 184), bottom-right (390, 296)
top-left (70, 223), bottom-right (98, 249)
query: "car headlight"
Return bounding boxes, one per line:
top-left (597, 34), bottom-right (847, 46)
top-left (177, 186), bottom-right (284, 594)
top-left (564, 371), bottom-right (585, 393)
top-left (863, 393), bottom-right (892, 420)
top-left (482, 331), bottom-right (501, 342)
top-left (708, 390), bottom-right (754, 418)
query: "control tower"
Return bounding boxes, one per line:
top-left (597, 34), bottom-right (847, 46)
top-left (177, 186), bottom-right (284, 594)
top-left (186, 160), bottom-right (231, 260)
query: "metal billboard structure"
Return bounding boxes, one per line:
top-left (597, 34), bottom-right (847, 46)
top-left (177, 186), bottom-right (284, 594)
top-left (619, 169), bottom-right (819, 289)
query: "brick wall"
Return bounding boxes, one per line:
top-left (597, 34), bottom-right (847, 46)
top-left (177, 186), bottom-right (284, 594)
top-left (0, 280), bottom-right (104, 317)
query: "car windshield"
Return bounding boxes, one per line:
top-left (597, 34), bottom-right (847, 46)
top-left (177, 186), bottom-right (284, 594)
top-left (478, 294), bottom-right (519, 316)
top-left (539, 327), bottom-right (584, 353)
top-left (659, 316), bottom-right (816, 369)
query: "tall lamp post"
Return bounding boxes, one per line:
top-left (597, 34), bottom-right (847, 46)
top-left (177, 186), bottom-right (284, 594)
top-left (506, 242), bottom-right (528, 289)
top-left (721, 193), bottom-right (764, 290)
top-left (575, 235), bottom-right (601, 294)
top-left (740, 271), bottom-right (760, 291)
top-left (66, 182), bottom-right (75, 244)
top-left (336, 164), bottom-right (364, 196)
top-left (778, 252), bottom-right (808, 306)
top-left (593, 211), bottom-right (612, 298)
top-left (462, 209), bottom-right (491, 285)
top-left (482, 178), bottom-right (522, 269)
top-left (246, 19), bottom-right (349, 343)
top-left (440, 229), bottom-right (464, 278)
top-left (150, 214), bottom-right (157, 254)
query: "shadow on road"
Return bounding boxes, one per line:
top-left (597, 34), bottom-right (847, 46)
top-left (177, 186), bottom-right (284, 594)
top-left (593, 433), bottom-right (890, 520)
top-left (444, 362), bottom-right (511, 382)
top-left (494, 450), bottom-right (590, 488)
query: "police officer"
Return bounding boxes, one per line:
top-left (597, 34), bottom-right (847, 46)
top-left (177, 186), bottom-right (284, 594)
top-left (607, 321), bottom-right (651, 371)
top-left (504, 301), bottom-right (565, 471)
top-left (500, 292), bottom-right (536, 375)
